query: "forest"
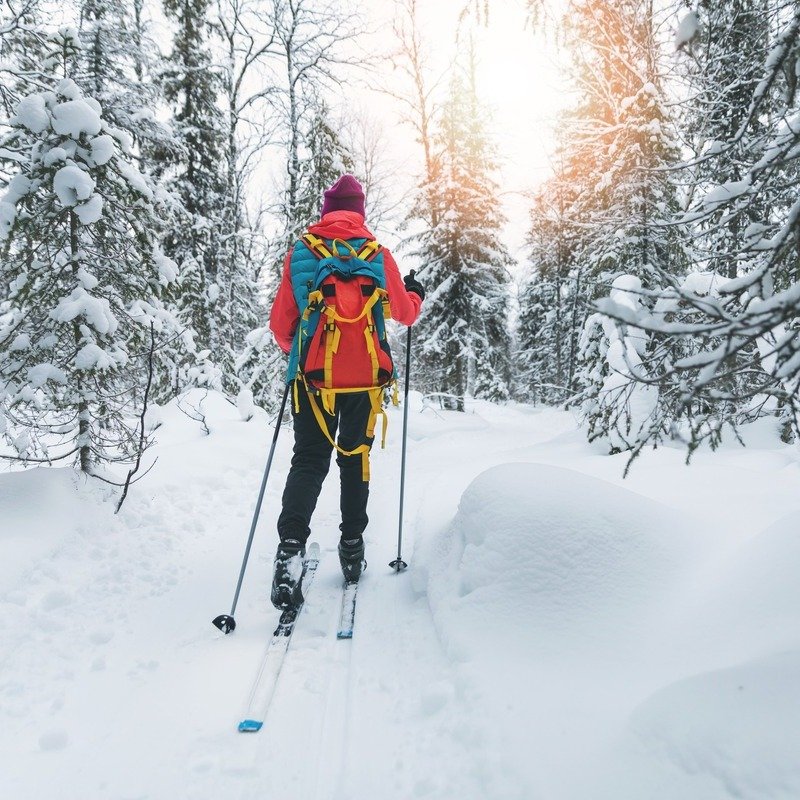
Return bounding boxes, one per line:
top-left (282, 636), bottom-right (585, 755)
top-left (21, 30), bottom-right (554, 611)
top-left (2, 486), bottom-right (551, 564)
top-left (2, 0), bottom-right (800, 486)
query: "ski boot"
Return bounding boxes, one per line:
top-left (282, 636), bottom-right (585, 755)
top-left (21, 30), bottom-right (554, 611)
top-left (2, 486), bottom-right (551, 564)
top-left (270, 538), bottom-right (305, 610)
top-left (338, 537), bottom-right (366, 583)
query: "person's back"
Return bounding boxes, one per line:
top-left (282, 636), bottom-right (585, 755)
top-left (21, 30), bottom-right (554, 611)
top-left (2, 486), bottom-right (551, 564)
top-left (268, 174), bottom-right (425, 608)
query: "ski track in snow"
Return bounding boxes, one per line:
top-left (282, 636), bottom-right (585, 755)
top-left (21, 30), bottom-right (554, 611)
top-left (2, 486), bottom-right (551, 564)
top-left (2, 391), bottom-right (800, 799)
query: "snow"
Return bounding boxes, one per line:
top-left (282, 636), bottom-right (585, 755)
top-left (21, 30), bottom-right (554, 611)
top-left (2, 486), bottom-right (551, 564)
top-left (51, 97), bottom-right (102, 138)
top-left (52, 165), bottom-right (95, 207)
top-left (76, 266), bottom-right (99, 290)
top-left (420, 464), bottom-right (693, 659)
top-left (43, 146), bottom-right (68, 167)
top-left (237, 387), bottom-right (255, 421)
top-left (87, 134), bottom-right (115, 166)
top-left (117, 160), bottom-right (152, 199)
top-left (10, 333), bottom-right (30, 351)
top-left (153, 243), bottom-right (178, 285)
top-left (75, 342), bottom-right (118, 371)
top-left (26, 363), bottom-right (67, 386)
top-left (11, 93), bottom-right (50, 134)
top-left (675, 11), bottom-right (700, 50)
top-left (74, 193), bottom-right (103, 225)
top-left (702, 179), bottom-right (752, 207)
top-left (2, 394), bottom-right (800, 799)
top-left (50, 287), bottom-right (117, 335)
top-left (0, 174), bottom-right (33, 239)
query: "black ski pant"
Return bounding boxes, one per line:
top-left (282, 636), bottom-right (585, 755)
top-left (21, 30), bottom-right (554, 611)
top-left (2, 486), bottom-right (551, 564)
top-left (277, 382), bottom-right (374, 545)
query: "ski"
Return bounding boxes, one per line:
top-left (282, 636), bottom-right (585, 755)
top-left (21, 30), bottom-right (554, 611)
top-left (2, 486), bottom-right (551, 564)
top-left (336, 580), bottom-right (358, 640)
top-left (238, 542), bottom-right (320, 732)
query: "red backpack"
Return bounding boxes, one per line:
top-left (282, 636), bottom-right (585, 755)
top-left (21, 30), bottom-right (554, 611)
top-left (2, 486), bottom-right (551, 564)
top-left (291, 232), bottom-right (398, 479)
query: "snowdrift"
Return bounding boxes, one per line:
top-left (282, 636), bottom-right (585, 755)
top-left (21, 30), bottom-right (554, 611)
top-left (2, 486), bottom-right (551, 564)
top-left (629, 651), bottom-right (800, 800)
top-left (419, 462), bottom-right (696, 661)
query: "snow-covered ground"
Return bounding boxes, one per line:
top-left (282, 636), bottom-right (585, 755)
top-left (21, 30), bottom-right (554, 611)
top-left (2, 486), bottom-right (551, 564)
top-left (2, 390), bottom-right (799, 800)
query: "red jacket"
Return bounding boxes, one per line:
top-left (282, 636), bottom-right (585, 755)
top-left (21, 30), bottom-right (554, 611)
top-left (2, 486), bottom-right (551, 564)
top-left (269, 210), bottom-right (422, 354)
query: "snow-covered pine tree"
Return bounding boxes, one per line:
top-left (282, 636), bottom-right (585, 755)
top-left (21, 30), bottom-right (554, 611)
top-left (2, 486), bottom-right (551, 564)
top-left (158, 0), bottom-right (228, 389)
top-left (516, 169), bottom-right (587, 406)
top-left (77, 0), bottom-right (170, 157)
top-left (0, 28), bottom-right (178, 473)
top-left (556, 0), bottom-right (686, 450)
top-left (664, 0), bottom-right (778, 423)
top-left (595, 1), bottom-right (800, 455)
top-left (410, 55), bottom-right (513, 408)
top-left (0, 0), bottom-right (47, 116)
top-left (295, 99), bottom-right (355, 229)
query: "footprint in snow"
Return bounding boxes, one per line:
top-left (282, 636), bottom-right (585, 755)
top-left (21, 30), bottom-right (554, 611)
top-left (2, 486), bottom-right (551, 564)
top-left (39, 729), bottom-right (69, 751)
top-left (39, 589), bottom-right (73, 611)
top-left (89, 629), bottom-right (114, 645)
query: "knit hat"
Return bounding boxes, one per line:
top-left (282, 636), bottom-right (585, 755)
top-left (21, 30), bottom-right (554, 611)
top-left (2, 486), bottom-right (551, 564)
top-left (321, 174), bottom-right (365, 217)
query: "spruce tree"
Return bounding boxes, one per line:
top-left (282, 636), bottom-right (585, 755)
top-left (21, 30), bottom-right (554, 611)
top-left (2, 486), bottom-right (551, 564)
top-left (555, 0), bottom-right (686, 450)
top-left (159, 0), bottom-right (227, 388)
top-left (0, 28), bottom-right (178, 472)
top-left (517, 172), bottom-right (587, 406)
top-left (411, 60), bottom-right (512, 408)
top-left (594, 1), bottom-right (800, 456)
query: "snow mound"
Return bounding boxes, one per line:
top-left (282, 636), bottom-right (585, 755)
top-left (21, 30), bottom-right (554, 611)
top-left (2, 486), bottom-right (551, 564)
top-left (687, 510), bottom-right (800, 657)
top-left (421, 463), bottom-right (694, 660)
top-left (630, 651), bottom-right (800, 800)
top-left (0, 468), bottom-right (99, 590)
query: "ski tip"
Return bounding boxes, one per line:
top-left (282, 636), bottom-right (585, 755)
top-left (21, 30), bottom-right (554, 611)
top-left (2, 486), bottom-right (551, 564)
top-left (336, 630), bottom-right (353, 640)
top-left (238, 719), bottom-right (263, 733)
top-left (307, 542), bottom-right (320, 561)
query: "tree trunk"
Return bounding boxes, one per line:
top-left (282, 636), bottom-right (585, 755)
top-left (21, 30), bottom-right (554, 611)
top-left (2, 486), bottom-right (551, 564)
top-left (70, 211), bottom-right (91, 472)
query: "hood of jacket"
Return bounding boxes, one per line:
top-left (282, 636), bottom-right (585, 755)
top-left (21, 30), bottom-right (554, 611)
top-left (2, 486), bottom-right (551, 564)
top-left (307, 210), bottom-right (375, 241)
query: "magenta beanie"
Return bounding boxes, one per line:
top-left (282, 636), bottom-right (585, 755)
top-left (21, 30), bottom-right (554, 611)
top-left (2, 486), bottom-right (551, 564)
top-left (321, 174), bottom-right (365, 217)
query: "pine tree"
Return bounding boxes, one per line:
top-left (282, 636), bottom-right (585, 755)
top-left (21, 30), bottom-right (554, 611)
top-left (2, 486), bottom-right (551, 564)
top-left (411, 58), bottom-right (512, 408)
top-left (295, 100), bottom-right (355, 229)
top-left (594, 1), bottom-right (800, 456)
top-left (80, 0), bottom-right (171, 154)
top-left (0, 28), bottom-right (178, 472)
top-left (159, 0), bottom-right (228, 389)
top-left (0, 0), bottom-right (47, 116)
top-left (554, 0), bottom-right (686, 450)
top-left (517, 171), bottom-right (587, 405)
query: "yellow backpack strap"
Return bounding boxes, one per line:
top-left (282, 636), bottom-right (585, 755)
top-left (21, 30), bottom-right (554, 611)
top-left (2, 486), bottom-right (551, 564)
top-left (305, 389), bottom-right (373, 481)
top-left (363, 306), bottom-right (380, 385)
top-left (356, 239), bottom-right (381, 262)
top-left (321, 306), bottom-right (340, 390)
top-left (302, 233), bottom-right (333, 259)
top-left (365, 387), bottom-right (389, 449)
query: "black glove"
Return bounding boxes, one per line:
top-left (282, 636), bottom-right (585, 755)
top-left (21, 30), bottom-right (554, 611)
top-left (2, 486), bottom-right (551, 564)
top-left (403, 270), bottom-right (425, 301)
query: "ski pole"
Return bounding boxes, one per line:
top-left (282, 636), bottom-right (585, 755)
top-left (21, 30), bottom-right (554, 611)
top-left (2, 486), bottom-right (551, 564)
top-left (213, 381), bottom-right (292, 634)
top-left (390, 326), bottom-right (412, 572)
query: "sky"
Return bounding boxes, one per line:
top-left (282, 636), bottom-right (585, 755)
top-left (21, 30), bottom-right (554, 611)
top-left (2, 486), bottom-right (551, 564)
top-left (354, 0), bottom-right (573, 265)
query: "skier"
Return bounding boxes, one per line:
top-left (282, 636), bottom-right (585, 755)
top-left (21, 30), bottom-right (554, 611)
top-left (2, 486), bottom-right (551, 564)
top-left (268, 174), bottom-right (424, 609)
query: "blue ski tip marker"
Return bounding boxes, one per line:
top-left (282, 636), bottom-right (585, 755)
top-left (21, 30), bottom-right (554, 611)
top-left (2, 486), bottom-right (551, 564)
top-left (238, 719), bottom-right (263, 733)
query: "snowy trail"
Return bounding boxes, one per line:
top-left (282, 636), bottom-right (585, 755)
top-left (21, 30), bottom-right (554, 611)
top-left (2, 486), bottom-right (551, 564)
top-left (3, 391), bottom-right (800, 799)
